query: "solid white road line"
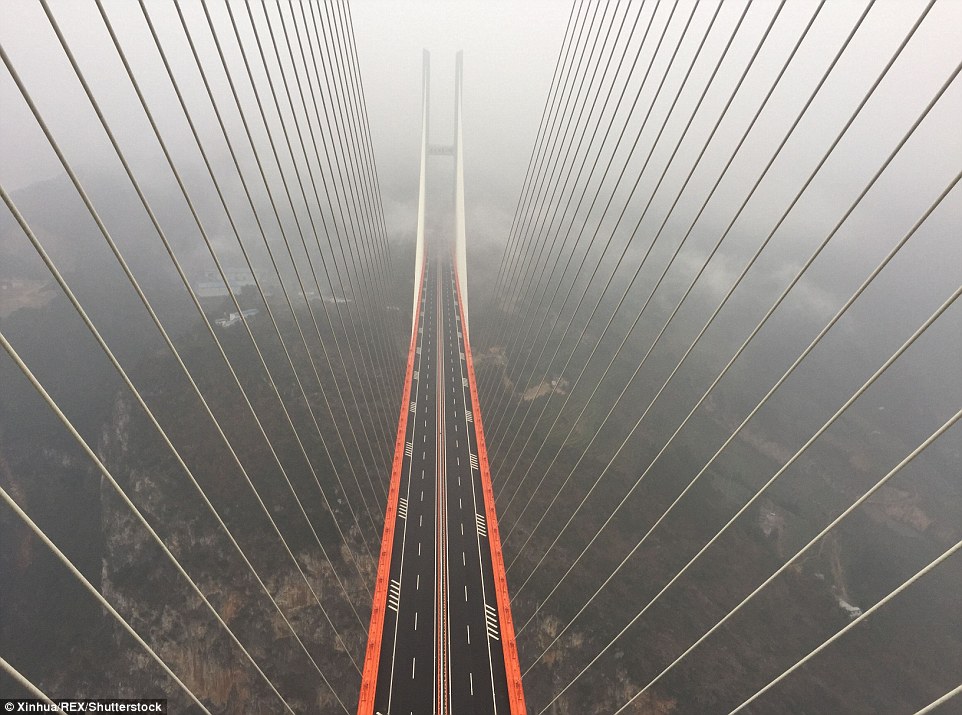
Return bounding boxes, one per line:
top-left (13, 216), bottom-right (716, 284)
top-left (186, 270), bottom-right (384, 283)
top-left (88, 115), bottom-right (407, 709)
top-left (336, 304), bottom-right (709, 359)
top-left (453, 263), bottom-right (501, 712)
top-left (385, 267), bottom-right (429, 715)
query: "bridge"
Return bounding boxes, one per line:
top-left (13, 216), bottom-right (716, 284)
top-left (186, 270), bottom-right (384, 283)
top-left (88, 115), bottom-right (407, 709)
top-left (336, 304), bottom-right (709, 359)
top-left (357, 51), bottom-right (524, 715)
top-left (0, 1), bottom-right (959, 714)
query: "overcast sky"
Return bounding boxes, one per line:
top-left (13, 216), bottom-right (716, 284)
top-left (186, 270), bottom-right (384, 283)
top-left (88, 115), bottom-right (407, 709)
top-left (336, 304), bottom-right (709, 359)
top-left (0, 4), bottom-right (960, 710)
top-left (0, 0), bottom-right (570, 272)
top-left (1, 0), bottom-right (959, 339)
top-left (350, 1), bottom-right (570, 248)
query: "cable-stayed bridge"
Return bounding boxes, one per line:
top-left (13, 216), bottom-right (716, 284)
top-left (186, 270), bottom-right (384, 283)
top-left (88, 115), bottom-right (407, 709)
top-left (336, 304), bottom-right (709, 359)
top-left (357, 51), bottom-right (525, 715)
top-left (1, 1), bottom-right (959, 714)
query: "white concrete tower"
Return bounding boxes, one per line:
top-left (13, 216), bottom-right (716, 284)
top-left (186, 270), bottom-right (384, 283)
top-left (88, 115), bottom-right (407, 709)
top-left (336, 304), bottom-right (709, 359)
top-left (453, 51), bottom-right (469, 340)
top-left (412, 49), bottom-right (429, 334)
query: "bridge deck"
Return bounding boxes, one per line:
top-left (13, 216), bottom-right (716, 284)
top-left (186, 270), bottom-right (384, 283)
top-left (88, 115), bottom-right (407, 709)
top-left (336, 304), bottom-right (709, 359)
top-left (358, 247), bottom-right (525, 715)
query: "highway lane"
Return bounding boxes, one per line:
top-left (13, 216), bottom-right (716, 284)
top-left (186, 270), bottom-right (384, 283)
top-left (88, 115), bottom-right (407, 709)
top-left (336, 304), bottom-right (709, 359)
top-left (373, 255), bottom-right (438, 715)
top-left (371, 247), bottom-right (510, 714)
top-left (440, 255), bottom-right (511, 715)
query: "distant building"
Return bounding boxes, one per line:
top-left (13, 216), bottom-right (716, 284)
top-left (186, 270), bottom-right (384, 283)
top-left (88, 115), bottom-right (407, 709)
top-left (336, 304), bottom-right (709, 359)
top-left (215, 308), bottom-right (259, 328)
top-left (196, 269), bottom-right (256, 298)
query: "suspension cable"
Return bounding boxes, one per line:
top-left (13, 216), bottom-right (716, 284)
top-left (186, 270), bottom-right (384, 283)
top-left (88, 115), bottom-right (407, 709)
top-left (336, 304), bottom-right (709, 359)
top-left (490, 0), bottom-right (701, 483)
top-left (197, 0), bottom-right (388, 520)
top-left (519, 170), bottom-right (961, 674)
top-left (330, 0), bottom-right (404, 403)
top-left (484, 0), bottom-right (672, 433)
top-left (482, 0), bottom-right (658, 449)
top-left (191, 0), bottom-right (388, 557)
top-left (270, 0), bottom-right (395, 488)
top-left (320, 0), bottom-right (403, 409)
top-left (287, 0), bottom-right (396, 472)
top-left (282, 0), bottom-right (399, 433)
top-left (132, 0), bottom-right (386, 557)
top-left (312, 0), bottom-right (397, 357)
top-left (1, 27), bottom-right (368, 672)
top-left (485, 0), bottom-right (691, 443)
top-left (336, 0), bottom-right (406, 392)
top-left (652, 423), bottom-right (962, 714)
top-left (338, 0), bottom-right (396, 273)
top-left (480, 0), bottom-right (626, 410)
top-left (727, 538), bottom-right (961, 711)
top-left (494, 0), bottom-right (815, 508)
top-left (223, 0), bottom-right (395, 449)
top-left (505, 0), bottom-right (928, 588)
top-left (491, 0), bottom-right (767, 475)
top-left (281, 0), bottom-right (395, 459)
top-left (515, 162), bottom-right (960, 650)
top-left (475, 0), bottom-right (587, 353)
top-left (488, 1), bottom-right (769, 455)
top-left (321, 0), bottom-right (406, 437)
top-left (519, 0), bottom-right (941, 636)
top-left (306, 0), bottom-right (391, 319)
top-left (332, 0), bottom-right (397, 287)
top-left (0, 335), bottom-right (302, 714)
top-left (0, 657), bottom-right (64, 712)
top-left (113, 0), bottom-right (382, 575)
top-left (496, 0), bottom-right (759, 513)
top-left (228, 0), bottom-right (397, 447)
top-left (484, 1), bottom-right (663, 472)
top-left (913, 684), bottom-right (962, 715)
top-left (181, 0), bottom-right (386, 536)
top-left (535, 279), bottom-right (961, 712)
top-left (477, 0), bottom-right (605, 385)
top-left (2, 183), bottom-right (367, 674)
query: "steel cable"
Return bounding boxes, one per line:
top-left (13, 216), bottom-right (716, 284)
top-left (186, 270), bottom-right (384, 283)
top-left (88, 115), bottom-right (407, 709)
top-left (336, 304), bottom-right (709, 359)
top-left (508, 0), bottom-right (938, 593)
top-left (474, 0), bottom-right (586, 354)
top-left (539, 279), bottom-right (961, 712)
top-left (496, 0), bottom-right (757, 504)
top-left (2, 17), bottom-right (370, 669)
top-left (517, 163), bottom-right (961, 653)
top-left (0, 335), bottom-right (303, 714)
top-left (476, 0), bottom-right (604, 393)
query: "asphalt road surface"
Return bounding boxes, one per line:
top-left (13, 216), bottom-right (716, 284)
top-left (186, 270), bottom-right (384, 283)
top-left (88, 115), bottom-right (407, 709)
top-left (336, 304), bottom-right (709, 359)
top-left (372, 248), bottom-right (511, 715)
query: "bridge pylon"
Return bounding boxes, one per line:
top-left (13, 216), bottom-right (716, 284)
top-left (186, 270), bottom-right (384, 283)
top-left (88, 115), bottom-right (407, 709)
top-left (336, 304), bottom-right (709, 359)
top-left (412, 50), bottom-right (470, 342)
top-left (454, 51), bottom-right (469, 341)
top-left (412, 50), bottom-right (429, 334)
top-left (359, 52), bottom-right (525, 715)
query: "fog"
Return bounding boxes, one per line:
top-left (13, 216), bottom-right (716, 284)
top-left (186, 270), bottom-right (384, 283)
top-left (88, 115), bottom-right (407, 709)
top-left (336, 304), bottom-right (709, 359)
top-left (1, 0), bottom-right (960, 712)
top-left (351, 2), bottom-right (569, 249)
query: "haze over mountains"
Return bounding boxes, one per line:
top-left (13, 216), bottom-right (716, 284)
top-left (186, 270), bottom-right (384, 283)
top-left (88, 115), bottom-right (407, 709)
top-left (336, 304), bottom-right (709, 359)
top-left (2, 0), bottom-right (961, 713)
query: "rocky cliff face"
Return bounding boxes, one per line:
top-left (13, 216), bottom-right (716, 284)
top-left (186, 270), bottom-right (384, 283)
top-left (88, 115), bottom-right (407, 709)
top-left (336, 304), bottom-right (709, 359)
top-left (94, 366), bottom-right (375, 713)
top-left (0, 285), bottom-right (391, 710)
